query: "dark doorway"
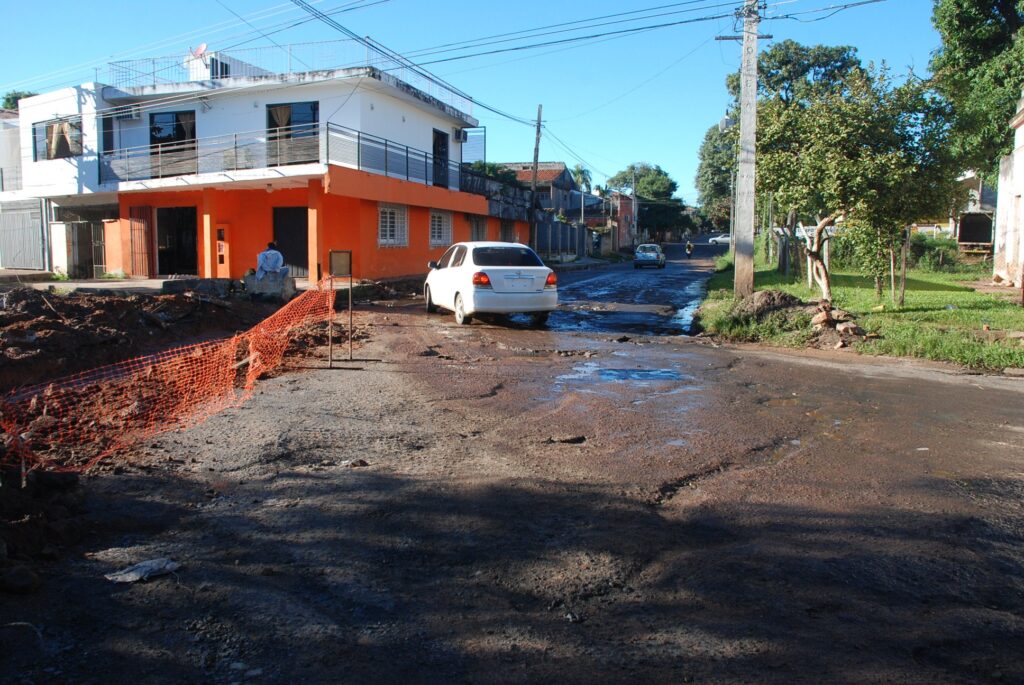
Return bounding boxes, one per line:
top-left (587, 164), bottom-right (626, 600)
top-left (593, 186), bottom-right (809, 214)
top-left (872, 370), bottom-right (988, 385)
top-left (432, 129), bottom-right (449, 189)
top-left (156, 206), bottom-right (198, 275)
top-left (273, 207), bottom-right (309, 278)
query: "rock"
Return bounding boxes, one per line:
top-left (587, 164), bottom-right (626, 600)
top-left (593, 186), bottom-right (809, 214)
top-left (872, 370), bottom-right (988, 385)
top-left (245, 668), bottom-right (264, 678)
top-left (871, 304), bottom-right (886, 312)
top-left (341, 459), bottom-right (369, 468)
top-left (830, 308), bottom-right (853, 322)
top-left (810, 311), bottom-right (832, 327)
top-left (0, 566), bottom-right (41, 594)
top-left (992, 273), bottom-right (1004, 284)
top-left (564, 611), bottom-right (583, 624)
top-left (547, 435), bottom-right (586, 445)
top-left (836, 322), bottom-right (865, 336)
top-left (1003, 368), bottom-right (1024, 377)
top-left (834, 340), bottom-right (847, 350)
top-left (983, 324), bottom-right (991, 331)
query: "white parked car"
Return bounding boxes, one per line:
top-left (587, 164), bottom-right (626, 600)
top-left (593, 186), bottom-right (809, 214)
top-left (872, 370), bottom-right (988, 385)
top-left (424, 242), bottom-right (558, 326)
top-left (707, 234), bottom-right (730, 245)
top-left (633, 243), bottom-right (666, 269)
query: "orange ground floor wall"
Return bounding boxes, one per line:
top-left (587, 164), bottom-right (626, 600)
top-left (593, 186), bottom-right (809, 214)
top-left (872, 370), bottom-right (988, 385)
top-left (108, 172), bottom-right (528, 281)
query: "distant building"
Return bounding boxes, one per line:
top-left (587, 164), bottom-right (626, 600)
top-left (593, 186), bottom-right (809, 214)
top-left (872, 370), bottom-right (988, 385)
top-left (994, 93), bottom-right (1024, 286)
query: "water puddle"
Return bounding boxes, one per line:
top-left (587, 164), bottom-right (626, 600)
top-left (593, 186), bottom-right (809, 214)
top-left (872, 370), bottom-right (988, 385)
top-left (556, 362), bottom-right (686, 384)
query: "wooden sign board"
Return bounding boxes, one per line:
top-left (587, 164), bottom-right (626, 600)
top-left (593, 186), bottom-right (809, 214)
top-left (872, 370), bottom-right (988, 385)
top-left (329, 250), bottom-right (352, 277)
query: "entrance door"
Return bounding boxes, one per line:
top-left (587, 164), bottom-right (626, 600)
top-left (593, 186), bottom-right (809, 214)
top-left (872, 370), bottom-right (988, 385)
top-left (432, 129), bottom-right (449, 189)
top-left (155, 206), bottom-right (198, 275)
top-left (273, 207), bottom-right (309, 278)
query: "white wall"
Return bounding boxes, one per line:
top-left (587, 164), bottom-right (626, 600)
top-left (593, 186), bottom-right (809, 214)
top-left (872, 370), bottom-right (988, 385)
top-left (18, 85), bottom-right (113, 196)
top-left (17, 73), bottom-right (469, 198)
top-left (994, 103), bottom-right (1024, 286)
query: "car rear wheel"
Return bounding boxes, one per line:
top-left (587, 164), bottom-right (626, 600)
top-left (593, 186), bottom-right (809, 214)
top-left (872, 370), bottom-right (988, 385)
top-left (530, 311), bottom-right (549, 328)
top-left (454, 294), bottom-right (472, 325)
top-left (424, 285), bottom-right (437, 313)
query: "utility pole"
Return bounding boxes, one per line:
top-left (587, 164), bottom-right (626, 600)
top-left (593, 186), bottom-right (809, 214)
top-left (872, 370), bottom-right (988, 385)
top-left (529, 105), bottom-right (542, 250)
top-left (717, 1), bottom-right (770, 299)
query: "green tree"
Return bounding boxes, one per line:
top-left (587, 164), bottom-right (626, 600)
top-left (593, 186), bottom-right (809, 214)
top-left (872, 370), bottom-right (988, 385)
top-left (468, 161), bottom-right (521, 186)
top-left (759, 67), bottom-right (959, 302)
top-left (2, 90), bottom-right (36, 109)
top-left (570, 163), bottom-right (592, 193)
top-left (727, 39), bottom-right (862, 104)
top-left (694, 123), bottom-right (737, 231)
top-left (931, 0), bottom-right (1024, 179)
top-left (607, 163), bottom-right (686, 236)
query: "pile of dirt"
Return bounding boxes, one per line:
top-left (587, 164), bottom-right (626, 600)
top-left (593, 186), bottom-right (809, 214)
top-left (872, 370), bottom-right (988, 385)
top-left (733, 290), bottom-right (805, 320)
top-left (0, 288), bottom-right (277, 390)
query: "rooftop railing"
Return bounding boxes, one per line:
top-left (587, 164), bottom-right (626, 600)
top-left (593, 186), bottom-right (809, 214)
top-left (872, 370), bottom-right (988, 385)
top-left (107, 38), bottom-right (472, 115)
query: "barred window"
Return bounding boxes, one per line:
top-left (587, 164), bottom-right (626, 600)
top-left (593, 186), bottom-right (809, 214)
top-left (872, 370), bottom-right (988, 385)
top-left (469, 215), bottom-right (487, 241)
top-left (33, 116), bottom-right (83, 161)
top-left (429, 210), bottom-right (452, 247)
top-left (378, 204), bottom-right (408, 246)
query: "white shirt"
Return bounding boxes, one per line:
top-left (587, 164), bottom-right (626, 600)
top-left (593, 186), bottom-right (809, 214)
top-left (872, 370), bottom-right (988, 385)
top-left (256, 249), bottom-right (285, 280)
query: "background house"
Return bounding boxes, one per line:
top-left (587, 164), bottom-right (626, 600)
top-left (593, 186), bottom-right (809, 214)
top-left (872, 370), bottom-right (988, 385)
top-left (994, 93), bottom-right (1024, 287)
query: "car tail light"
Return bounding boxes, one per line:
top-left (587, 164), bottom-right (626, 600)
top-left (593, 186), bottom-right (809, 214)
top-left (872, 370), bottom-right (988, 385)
top-left (472, 271), bottom-right (491, 288)
top-left (545, 272), bottom-right (557, 288)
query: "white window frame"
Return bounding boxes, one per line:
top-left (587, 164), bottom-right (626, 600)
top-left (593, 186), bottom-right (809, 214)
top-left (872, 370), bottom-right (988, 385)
top-left (469, 215), bottom-right (487, 241)
top-left (378, 204), bottom-right (408, 247)
top-left (429, 210), bottom-right (452, 248)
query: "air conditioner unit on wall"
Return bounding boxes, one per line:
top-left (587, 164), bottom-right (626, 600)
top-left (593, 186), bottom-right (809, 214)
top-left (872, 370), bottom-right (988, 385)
top-left (114, 105), bottom-right (141, 121)
top-left (453, 128), bottom-right (468, 143)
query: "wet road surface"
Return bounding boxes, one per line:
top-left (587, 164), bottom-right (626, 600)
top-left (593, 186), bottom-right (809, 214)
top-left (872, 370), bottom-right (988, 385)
top-left (4, 250), bottom-right (1023, 684)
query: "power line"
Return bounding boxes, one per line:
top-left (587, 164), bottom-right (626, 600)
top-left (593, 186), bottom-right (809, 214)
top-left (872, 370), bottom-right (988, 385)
top-left (768, 0), bottom-right (887, 22)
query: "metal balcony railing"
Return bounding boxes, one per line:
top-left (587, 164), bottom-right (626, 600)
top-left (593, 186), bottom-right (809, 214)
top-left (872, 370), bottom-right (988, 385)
top-left (98, 122), bottom-right (484, 195)
top-left (0, 167), bottom-right (22, 192)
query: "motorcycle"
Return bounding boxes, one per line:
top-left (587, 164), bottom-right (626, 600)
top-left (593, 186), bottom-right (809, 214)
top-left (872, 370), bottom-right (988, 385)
top-left (685, 242), bottom-right (694, 259)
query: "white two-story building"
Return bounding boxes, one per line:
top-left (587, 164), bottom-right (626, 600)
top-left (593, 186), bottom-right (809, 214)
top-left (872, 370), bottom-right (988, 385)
top-left (4, 39), bottom-right (527, 280)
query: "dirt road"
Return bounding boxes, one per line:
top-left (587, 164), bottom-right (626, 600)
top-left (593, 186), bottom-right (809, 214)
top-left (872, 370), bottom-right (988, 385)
top-left (3, 250), bottom-right (1023, 683)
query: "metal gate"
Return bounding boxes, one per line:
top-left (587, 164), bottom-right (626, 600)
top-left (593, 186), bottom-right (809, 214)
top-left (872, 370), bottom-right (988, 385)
top-left (0, 199), bottom-right (46, 270)
top-left (129, 206), bottom-right (152, 276)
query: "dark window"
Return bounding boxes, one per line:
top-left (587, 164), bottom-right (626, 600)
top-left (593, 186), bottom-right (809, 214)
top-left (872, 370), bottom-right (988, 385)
top-left (149, 111), bottom-right (197, 177)
top-left (101, 115), bottom-right (115, 154)
top-left (267, 102), bottom-right (319, 166)
top-left (32, 116), bottom-right (83, 161)
top-left (210, 57), bottom-right (231, 79)
top-left (499, 219), bottom-right (515, 242)
top-left (472, 246), bottom-right (543, 267)
top-left (150, 111), bottom-right (196, 146)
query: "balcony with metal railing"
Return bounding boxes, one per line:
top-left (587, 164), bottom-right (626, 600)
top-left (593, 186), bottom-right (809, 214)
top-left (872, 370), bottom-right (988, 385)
top-left (99, 122), bottom-right (481, 194)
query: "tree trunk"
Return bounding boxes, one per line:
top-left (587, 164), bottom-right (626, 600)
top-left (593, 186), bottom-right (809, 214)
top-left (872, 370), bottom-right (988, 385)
top-left (889, 246), bottom-right (896, 305)
top-left (874, 275), bottom-right (883, 300)
top-left (898, 227), bottom-right (909, 307)
top-left (804, 215), bottom-right (836, 303)
top-left (786, 210), bottom-right (801, 280)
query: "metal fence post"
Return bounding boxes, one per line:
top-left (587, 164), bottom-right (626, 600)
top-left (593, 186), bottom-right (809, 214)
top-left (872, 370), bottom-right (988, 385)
top-left (233, 134), bottom-right (238, 170)
top-left (357, 131), bottom-right (361, 170)
top-left (406, 145), bottom-right (410, 181)
top-left (384, 140), bottom-right (388, 176)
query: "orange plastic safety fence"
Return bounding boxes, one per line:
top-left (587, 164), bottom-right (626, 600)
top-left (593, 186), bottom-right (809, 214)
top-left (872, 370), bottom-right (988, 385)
top-left (0, 281), bottom-right (336, 473)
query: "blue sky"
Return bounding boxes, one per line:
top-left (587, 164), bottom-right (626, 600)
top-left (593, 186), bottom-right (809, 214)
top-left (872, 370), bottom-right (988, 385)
top-left (0, 0), bottom-right (939, 202)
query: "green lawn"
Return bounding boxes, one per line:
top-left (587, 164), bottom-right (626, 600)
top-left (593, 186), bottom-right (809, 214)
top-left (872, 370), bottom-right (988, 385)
top-left (699, 263), bottom-right (1024, 370)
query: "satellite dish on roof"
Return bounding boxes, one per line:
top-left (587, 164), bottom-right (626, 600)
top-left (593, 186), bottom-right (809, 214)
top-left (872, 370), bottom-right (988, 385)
top-left (190, 43), bottom-right (209, 66)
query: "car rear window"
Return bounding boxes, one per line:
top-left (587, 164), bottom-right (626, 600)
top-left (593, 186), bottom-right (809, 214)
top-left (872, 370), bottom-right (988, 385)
top-left (637, 245), bottom-right (658, 253)
top-left (472, 246), bottom-right (544, 267)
